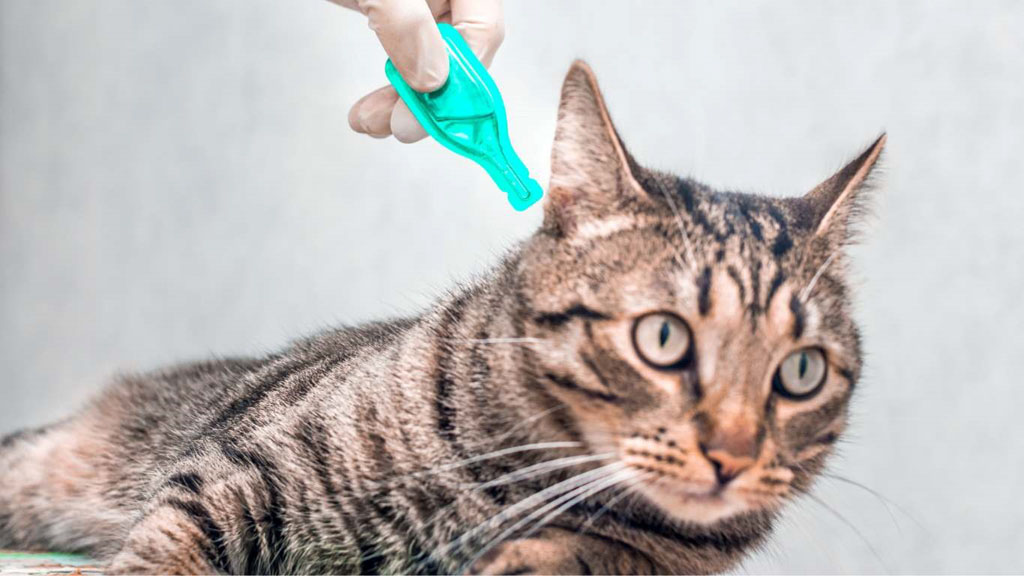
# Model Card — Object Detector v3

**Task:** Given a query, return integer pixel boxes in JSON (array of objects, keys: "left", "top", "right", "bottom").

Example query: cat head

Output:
[{"left": 516, "top": 61, "right": 884, "bottom": 526}]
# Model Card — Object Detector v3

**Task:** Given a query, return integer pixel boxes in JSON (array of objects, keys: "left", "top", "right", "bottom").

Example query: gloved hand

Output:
[{"left": 330, "top": 0, "right": 505, "bottom": 143}]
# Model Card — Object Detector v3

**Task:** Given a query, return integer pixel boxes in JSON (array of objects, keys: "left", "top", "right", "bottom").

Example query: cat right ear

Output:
[
  {"left": 544, "top": 61, "right": 649, "bottom": 236},
  {"left": 803, "top": 133, "right": 887, "bottom": 247}
]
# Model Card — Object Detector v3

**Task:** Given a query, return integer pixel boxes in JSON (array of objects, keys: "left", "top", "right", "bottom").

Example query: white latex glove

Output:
[{"left": 330, "top": 0, "right": 505, "bottom": 143}]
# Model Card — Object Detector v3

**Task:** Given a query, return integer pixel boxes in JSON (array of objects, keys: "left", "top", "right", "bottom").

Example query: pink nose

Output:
[
  {"left": 700, "top": 445, "right": 755, "bottom": 485},
  {"left": 693, "top": 411, "right": 761, "bottom": 484}
]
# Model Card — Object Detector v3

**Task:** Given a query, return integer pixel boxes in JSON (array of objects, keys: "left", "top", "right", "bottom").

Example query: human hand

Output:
[{"left": 330, "top": 0, "right": 505, "bottom": 142}]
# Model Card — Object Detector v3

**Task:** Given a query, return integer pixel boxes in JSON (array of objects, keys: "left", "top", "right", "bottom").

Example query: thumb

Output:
[
  {"left": 359, "top": 0, "right": 449, "bottom": 92},
  {"left": 450, "top": 0, "right": 504, "bottom": 67}
]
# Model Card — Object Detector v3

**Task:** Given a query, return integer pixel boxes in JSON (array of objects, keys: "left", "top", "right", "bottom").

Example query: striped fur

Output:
[{"left": 0, "top": 61, "right": 884, "bottom": 574}]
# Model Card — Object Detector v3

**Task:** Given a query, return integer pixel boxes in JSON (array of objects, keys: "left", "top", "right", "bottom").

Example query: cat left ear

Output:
[
  {"left": 544, "top": 60, "right": 649, "bottom": 235},
  {"left": 804, "top": 133, "right": 887, "bottom": 245}
]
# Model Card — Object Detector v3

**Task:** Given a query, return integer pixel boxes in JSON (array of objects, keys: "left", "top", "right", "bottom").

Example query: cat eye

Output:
[
  {"left": 774, "top": 348, "right": 828, "bottom": 399},
  {"left": 632, "top": 313, "right": 693, "bottom": 368}
]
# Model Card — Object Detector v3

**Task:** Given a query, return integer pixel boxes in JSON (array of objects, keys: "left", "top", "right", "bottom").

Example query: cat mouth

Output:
[
  {"left": 651, "top": 476, "right": 730, "bottom": 501},
  {"left": 629, "top": 470, "right": 779, "bottom": 525},
  {"left": 660, "top": 481, "right": 740, "bottom": 502}
]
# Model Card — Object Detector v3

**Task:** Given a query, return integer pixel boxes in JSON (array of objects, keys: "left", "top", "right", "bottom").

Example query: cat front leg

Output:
[
  {"left": 106, "top": 454, "right": 279, "bottom": 575},
  {"left": 467, "top": 528, "right": 658, "bottom": 575},
  {"left": 106, "top": 502, "right": 225, "bottom": 575}
]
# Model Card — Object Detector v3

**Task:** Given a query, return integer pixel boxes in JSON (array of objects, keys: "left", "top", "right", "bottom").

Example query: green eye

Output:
[
  {"left": 632, "top": 312, "right": 693, "bottom": 368},
  {"left": 774, "top": 348, "right": 827, "bottom": 399}
]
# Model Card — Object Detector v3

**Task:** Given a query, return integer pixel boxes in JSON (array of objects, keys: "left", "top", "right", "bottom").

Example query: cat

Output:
[{"left": 0, "top": 60, "right": 884, "bottom": 575}]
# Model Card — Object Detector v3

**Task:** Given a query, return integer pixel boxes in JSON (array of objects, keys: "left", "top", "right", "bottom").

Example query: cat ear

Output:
[
  {"left": 803, "top": 133, "right": 887, "bottom": 245},
  {"left": 544, "top": 60, "right": 648, "bottom": 235}
]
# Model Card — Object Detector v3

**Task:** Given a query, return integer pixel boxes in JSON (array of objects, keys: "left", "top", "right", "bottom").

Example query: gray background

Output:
[{"left": 2, "top": 0, "right": 1022, "bottom": 573}]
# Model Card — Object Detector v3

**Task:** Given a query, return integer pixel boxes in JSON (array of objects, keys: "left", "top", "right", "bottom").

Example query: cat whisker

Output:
[
  {"left": 461, "top": 405, "right": 569, "bottom": 453},
  {"left": 821, "top": 472, "right": 927, "bottom": 536},
  {"left": 370, "top": 441, "right": 584, "bottom": 487},
  {"left": 398, "top": 454, "right": 604, "bottom": 559},
  {"left": 432, "top": 441, "right": 583, "bottom": 473},
  {"left": 460, "top": 466, "right": 637, "bottom": 573},
  {"left": 520, "top": 467, "right": 638, "bottom": 541},
  {"left": 576, "top": 470, "right": 653, "bottom": 534},
  {"left": 423, "top": 462, "right": 627, "bottom": 571},
  {"left": 799, "top": 250, "right": 839, "bottom": 303},
  {"left": 656, "top": 185, "right": 699, "bottom": 275},
  {"left": 469, "top": 452, "right": 616, "bottom": 490},
  {"left": 786, "top": 513, "right": 845, "bottom": 571},
  {"left": 448, "top": 337, "right": 545, "bottom": 345},
  {"left": 400, "top": 450, "right": 613, "bottom": 563},
  {"left": 805, "top": 492, "right": 891, "bottom": 573},
  {"left": 373, "top": 432, "right": 589, "bottom": 556}
]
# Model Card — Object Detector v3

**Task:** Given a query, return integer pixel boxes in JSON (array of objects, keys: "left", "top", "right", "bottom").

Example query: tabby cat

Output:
[{"left": 0, "top": 61, "right": 885, "bottom": 574}]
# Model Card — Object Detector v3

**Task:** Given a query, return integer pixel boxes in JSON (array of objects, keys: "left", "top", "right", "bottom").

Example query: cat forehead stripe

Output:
[
  {"left": 569, "top": 214, "right": 686, "bottom": 245},
  {"left": 571, "top": 215, "right": 642, "bottom": 241}
]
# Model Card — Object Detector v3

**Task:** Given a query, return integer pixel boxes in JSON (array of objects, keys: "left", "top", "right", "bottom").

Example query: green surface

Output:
[
  {"left": 0, "top": 553, "right": 91, "bottom": 563},
  {"left": 0, "top": 551, "right": 102, "bottom": 575},
  {"left": 385, "top": 23, "right": 543, "bottom": 212}
]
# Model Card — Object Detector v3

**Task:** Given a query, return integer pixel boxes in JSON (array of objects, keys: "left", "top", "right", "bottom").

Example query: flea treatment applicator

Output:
[{"left": 385, "top": 23, "right": 543, "bottom": 211}]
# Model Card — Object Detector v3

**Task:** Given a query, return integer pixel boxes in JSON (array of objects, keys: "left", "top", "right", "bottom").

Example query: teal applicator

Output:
[{"left": 385, "top": 24, "right": 543, "bottom": 212}]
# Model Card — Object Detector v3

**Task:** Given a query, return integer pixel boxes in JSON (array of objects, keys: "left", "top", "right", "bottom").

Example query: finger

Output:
[
  {"left": 349, "top": 85, "right": 400, "bottom": 137},
  {"left": 450, "top": 0, "right": 504, "bottom": 66},
  {"left": 327, "top": 0, "right": 361, "bottom": 11},
  {"left": 424, "top": 0, "right": 451, "bottom": 19},
  {"left": 391, "top": 100, "right": 428, "bottom": 143},
  {"left": 358, "top": 0, "right": 450, "bottom": 92}
]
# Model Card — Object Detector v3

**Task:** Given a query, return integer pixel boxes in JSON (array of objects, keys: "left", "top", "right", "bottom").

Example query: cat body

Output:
[{"left": 0, "top": 61, "right": 884, "bottom": 574}]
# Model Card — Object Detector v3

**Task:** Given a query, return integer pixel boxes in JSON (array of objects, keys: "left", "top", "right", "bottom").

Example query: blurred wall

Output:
[{"left": 2, "top": 1, "right": 1022, "bottom": 572}]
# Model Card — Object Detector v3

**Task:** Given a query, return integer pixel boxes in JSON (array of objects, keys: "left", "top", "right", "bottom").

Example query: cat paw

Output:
[
  {"left": 106, "top": 546, "right": 214, "bottom": 575},
  {"left": 467, "top": 538, "right": 584, "bottom": 575}
]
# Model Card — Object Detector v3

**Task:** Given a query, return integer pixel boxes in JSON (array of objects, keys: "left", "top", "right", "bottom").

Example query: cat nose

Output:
[
  {"left": 692, "top": 410, "right": 762, "bottom": 485},
  {"left": 699, "top": 443, "right": 756, "bottom": 486}
]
